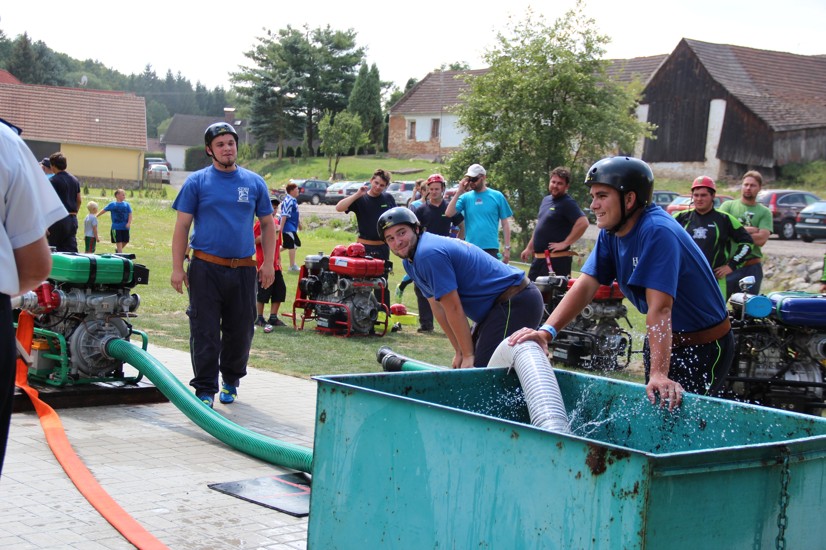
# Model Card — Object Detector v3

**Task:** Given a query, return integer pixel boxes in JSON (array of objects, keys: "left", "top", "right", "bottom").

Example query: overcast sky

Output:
[{"left": 2, "top": 0, "right": 824, "bottom": 91}]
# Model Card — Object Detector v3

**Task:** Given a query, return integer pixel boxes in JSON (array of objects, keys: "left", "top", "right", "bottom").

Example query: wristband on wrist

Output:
[{"left": 538, "top": 324, "right": 557, "bottom": 342}]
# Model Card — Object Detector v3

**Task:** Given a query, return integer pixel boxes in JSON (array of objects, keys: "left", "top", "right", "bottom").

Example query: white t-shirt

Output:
[{"left": 0, "top": 122, "right": 67, "bottom": 295}]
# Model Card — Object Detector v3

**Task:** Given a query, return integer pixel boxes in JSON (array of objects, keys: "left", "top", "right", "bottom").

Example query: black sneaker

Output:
[
  {"left": 417, "top": 326, "right": 434, "bottom": 333},
  {"left": 268, "top": 317, "right": 287, "bottom": 327}
]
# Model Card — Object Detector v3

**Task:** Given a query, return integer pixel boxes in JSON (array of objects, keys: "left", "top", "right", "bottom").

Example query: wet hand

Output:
[
  {"left": 507, "top": 327, "right": 549, "bottom": 354},
  {"left": 646, "top": 375, "right": 684, "bottom": 412}
]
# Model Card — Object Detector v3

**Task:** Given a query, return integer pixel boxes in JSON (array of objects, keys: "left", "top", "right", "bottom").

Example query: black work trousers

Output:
[{"left": 186, "top": 258, "right": 257, "bottom": 395}]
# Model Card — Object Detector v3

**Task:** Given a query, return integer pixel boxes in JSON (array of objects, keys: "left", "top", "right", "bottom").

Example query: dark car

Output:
[
  {"left": 653, "top": 190, "right": 679, "bottom": 209},
  {"left": 756, "top": 189, "right": 821, "bottom": 240},
  {"left": 794, "top": 200, "right": 826, "bottom": 243},
  {"left": 291, "top": 179, "right": 329, "bottom": 205}
]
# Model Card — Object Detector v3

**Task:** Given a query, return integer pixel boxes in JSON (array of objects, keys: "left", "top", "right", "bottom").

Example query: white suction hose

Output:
[{"left": 488, "top": 339, "right": 570, "bottom": 433}]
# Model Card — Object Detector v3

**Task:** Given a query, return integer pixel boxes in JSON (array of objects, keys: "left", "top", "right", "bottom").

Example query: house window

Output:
[
  {"left": 431, "top": 119, "right": 440, "bottom": 140},
  {"left": 407, "top": 120, "right": 416, "bottom": 140}
]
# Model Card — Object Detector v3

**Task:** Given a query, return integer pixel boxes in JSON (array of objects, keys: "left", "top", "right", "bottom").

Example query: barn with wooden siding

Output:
[{"left": 638, "top": 38, "right": 826, "bottom": 181}]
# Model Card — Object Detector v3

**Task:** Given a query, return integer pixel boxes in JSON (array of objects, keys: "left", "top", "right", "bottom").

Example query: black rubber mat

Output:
[{"left": 208, "top": 472, "right": 311, "bottom": 517}]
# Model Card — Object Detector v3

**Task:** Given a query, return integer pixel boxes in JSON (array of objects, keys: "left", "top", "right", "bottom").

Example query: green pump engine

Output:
[{"left": 12, "top": 252, "right": 149, "bottom": 385}]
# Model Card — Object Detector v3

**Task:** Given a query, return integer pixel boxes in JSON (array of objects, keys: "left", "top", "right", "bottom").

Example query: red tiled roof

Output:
[
  {"left": 390, "top": 69, "right": 487, "bottom": 115},
  {"left": 0, "top": 70, "right": 21, "bottom": 85},
  {"left": 684, "top": 39, "right": 826, "bottom": 131},
  {"left": 0, "top": 82, "right": 147, "bottom": 149},
  {"left": 390, "top": 56, "right": 665, "bottom": 116}
]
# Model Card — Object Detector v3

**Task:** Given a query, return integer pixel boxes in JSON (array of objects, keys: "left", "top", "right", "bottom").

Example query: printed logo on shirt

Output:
[
  {"left": 632, "top": 256, "right": 639, "bottom": 268},
  {"left": 237, "top": 187, "right": 250, "bottom": 203},
  {"left": 475, "top": 198, "right": 483, "bottom": 206},
  {"left": 692, "top": 226, "right": 709, "bottom": 240}
]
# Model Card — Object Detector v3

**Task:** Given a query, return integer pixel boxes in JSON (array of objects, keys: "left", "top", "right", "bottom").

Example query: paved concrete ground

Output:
[{"left": 0, "top": 345, "right": 317, "bottom": 549}]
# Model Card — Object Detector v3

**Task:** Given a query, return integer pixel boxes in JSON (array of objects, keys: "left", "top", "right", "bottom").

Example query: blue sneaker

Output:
[
  {"left": 197, "top": 393, "right": 214, "bottom": 408},
  {"left": 219, "top": 383, "right": 237, "bottom": 404}
]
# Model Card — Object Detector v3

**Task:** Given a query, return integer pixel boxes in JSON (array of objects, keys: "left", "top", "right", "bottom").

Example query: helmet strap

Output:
[
  {"left": 607, "top": 192, "right": 639, "bottom": 235},
  {"left": 206, "top": 144, "right": 236, "bottom": 170}
]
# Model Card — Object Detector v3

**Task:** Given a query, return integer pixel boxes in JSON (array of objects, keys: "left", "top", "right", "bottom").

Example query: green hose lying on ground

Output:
[{"left": 106, "top": 339, "right": 313, "bottom": 474}]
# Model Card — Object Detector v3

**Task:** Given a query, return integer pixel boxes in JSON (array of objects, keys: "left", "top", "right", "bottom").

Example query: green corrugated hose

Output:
[
  {"left": 106, "top": 339, "right": 313, "bottom": 473},
  {"left": 376, "top": 346, "right": 447, "bottom": 372}
]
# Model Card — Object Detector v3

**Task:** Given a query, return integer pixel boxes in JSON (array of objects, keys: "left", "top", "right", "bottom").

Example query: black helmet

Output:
[
  {"left": 585, "top": 156, "right": 654, "bottom": 206},
  {"left": 377, "top": 207, "right": 420, "bottom": 240},
  {"left": 585, "top": 157, "right": 654, "bottom": 233},
  {"left": 204, "top": 122, "right": 238, "bottom": 147}
]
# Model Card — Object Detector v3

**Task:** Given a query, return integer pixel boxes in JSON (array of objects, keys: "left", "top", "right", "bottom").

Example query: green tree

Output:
[
  {"left": 450, "top": 4, "right": 652, "bottom": 247},
  {"left": 347, "top": 63, "right": 384, "bottom": 152},
  {"left": 233, "top": 25, "right": 364, "bottom": 156},
  {"left": 6, "top": 33, "right": 69, "bottom": 85},
  {"left": 318, "top": 110, "right": 369, "bottom": 178}
]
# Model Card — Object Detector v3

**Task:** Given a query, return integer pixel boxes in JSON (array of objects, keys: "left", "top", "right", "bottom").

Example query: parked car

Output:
[
  {"left": 290, "top": 178, "right": 329, "bottom": 205},
  {"left": 323, "top": 181, "right": 366, "bottom": 205},
  {"left": 756, "top": 189, "right": 821, "bottom": 240},
  {"left": 146, "top": 163, "right": 170, "bottom": 183},
  {"left": 322, "top": 182, "right": 347, "bottom": 205},
  {"left": 387, "top": 181, "right": 417, "bottom": 205},
  {"left": 443, "top": 184, "right": 460, "bottom": 202},
  {"left": 794, "top": 200, "right": 826, "bottom": 243},
  {"left": 653, "top": 190, "right": 680, "bottom": 209},
  {"left": 144, "top": 157, "right": 171, "bottom": 171},
  {"left": 665, "top": 194, "right": 734, "bottom": 215}
]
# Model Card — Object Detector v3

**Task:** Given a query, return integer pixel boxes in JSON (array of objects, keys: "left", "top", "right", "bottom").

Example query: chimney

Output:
[{"left": 224, "top": 107, "right": 236, "bottom": 124}]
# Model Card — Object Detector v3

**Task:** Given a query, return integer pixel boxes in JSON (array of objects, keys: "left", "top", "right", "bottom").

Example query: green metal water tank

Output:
[{"left": 309, "top": 368, "right": 826, "bottom": 549}]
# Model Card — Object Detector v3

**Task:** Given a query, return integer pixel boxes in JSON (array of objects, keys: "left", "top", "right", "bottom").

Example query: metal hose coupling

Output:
[{"left": 488, "top": 339, "right": 570, "bottom": 433}]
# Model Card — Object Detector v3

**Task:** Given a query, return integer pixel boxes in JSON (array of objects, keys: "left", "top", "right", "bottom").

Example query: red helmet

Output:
[
  {"left": 426, "top": 173, "right": 446, "bottom": 185},
  {"left": 347, "top": 243, "right": 366, "bottom": 257},
  {"left": 330, "top": 245, "right": 348, "bottom": 257},
  {"left": 691, "top": 176, "right": 716, "bottom": 193},
  {"left": 390, "top": 303, "right": 408, "bottom": 315}
]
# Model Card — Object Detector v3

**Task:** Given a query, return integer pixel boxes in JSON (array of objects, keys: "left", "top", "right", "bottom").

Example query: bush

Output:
[{"left": 781, "top": 160, "right": 826, "bottom": 188}]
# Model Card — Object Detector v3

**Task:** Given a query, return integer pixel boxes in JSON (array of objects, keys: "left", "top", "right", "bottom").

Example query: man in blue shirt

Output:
[
  {"left": 511, "top": 157, "right": 733, "bottom": 411},
  {"left": 445, "top": 163, "right": 513, "bottom": 262},
  {"left": 380, "top": 207, "right": 543, "bottom": 368},
  {"left": 170, "top": 123, "right": 276, "bottom": 408}
]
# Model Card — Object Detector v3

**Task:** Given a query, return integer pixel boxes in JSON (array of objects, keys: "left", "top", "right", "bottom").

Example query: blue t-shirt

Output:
[
  {"left": 403, "top": 232, "right": 525, "bottom": 322},
  {"left": 454, "top": 188, "right": 513, "bottom": 250},
  {"left": 172, "top": 166, "right": 273, "bottom": 258},
  {"left": 103, "top": 201, "right": 132, "bottom": 230},
  {"left": 280, "top": 194, "right": 300, "bottom": 233},
  {"left": 581, "top": 205, "right": 726, "bottom": 332}
]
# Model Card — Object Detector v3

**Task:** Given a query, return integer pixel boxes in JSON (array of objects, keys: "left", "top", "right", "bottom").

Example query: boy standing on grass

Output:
[
  {"left": 84, "top": 201, "right": 100, "bottom": 253},
  {"left": 254, "top": 196, "right": 287, "bottom": 332},
  {"left": 98, "top": 188, "right": 133, "bottom": 253}
]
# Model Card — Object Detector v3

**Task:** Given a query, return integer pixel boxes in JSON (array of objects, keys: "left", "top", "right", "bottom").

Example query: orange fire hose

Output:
[{"left": 14, "top": 311, "right": 168, "bottom": 550}]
